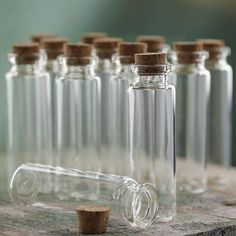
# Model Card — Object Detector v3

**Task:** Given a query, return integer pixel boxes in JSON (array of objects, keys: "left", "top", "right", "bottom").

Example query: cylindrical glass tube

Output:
[
  {"left": 6, "top": 45, "right": 53, "bottom": 186},
  {"left": 203, "top": 45, "right": 233, "bottom": 184},
  {"left": 55, "top": 63, "right": 100, "bottom": 171},
  {"left": 173, "top": 42, "right": 210, "bottom": 193},
  {"left": 129, "top": 53, "right": 176, "bottom": 222},
  {"left": 10, "top": 163, "right": 158, "bottom": 229}
]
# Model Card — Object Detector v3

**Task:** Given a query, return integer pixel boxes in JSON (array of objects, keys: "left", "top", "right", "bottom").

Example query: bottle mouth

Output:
[
  {"left": 9, "top": 164, "right": 39, "bottom": 209},
  {"left": 120, "top": 182, "right": 159, "bottom": 228},
  {"left": 132, "top": 64, "right": 171, "bottom": 75}
]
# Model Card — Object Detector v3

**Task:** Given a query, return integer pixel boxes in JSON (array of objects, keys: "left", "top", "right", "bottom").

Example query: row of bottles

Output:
[{"left": 6, "top": 33, "right": 233, "bottom": 227}]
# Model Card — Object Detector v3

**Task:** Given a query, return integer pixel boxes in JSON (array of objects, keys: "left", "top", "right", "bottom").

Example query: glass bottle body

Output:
[
  {"left": 110, "top": 65, "right": 133, "bottom": 176},
  {"left": 55, "top": 64, "right": 101, "bottom": 198},
  {"left": 10, "top": 163, "right": 158, "bottom": 229},
  {"left": 6, "top": 60, "right": 53, "bottom": 184},
  {"left": 95, "top": 59, "right": 114, "bottom": 172},
  {"left": 129, "top": 73, "right": 176, "bottom": 222},
  {"left": 174, "top": 61, "right": 210, "bottom": 193},
  {"left": 206, "top": 50, "right": 233, "bottom": 184}
]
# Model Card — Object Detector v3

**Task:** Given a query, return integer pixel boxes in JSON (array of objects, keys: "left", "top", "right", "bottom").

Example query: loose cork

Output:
[
  {"left": 173, "top": 41, "right": 204, "bottom": 64},
  {"left": 81, "top": 32, "right": 108, "bottom": 44},
  {"left": 118, "top": 42, "right": 147, "bottom": 64},
  {"left": 41, "top": 38, "right": 68, "bottom": 59},
  {"left": 197, "top": 39, "right": 225, "bottom": 60},
  {"left": 13, "top": 43, "right": 40, "bottom": 64},
  {"left": 76, "top": 205, "right": 110, "bottom": 235},
  {"left": 134, "top": 53, "right": 168, "bottom": 74},
  {"left": 94, "top": 37, "right": 123, "bottom": 59},
  {"left": 31, "top": 34, "right": 55, "bottom": 43},
  {"left": 137, "top": 35, "right": 165, "bottom": 52},
  {"left": 64, "top": 43, "right": 93, "bottom": 65}
]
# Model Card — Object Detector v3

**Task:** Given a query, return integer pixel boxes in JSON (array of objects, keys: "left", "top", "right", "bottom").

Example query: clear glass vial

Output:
[
  {"left": 94, "top": 38, "right": 123, "bottom": 172},
  {"left": 198, "top": 39, "right": 233, "bottom": 184},
  {"left": 55, "top": 43, "right": 100, "bottom": 172},
  {"left": 110, "top": 42, "right": 147, "bottom": 176},
  {"left": 129, "top": 53, "right": 176, "bottom": 222},
  {"left": 6, "top": 43, "right": 53, "bottom": 182},
  {"left": 10, "top": 163, "right": 158, "bottom": 229},
  {"left": 40, "top": 38, "right": 68, "bottom": 148},
  {"left": 173, "top": 42, "right": 210, "bottom": 193}
]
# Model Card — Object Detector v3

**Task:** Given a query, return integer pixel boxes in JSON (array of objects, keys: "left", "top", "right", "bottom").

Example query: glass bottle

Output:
[
  {"left": 110, "top": 42, "right": 147, "bottom": 176},
  {"left": 173, "top": 42, "right": 210, "bottom": 193},
  {"left": 137, "top": 35, "right": 170, "bottom": 54},
  {"left": 55, "top": 43, "right": 100, "bottom": 178},
  {"left": 129, "top": 53, "right": 176, "bottom": 222},
  {"left": 40, "top": 38, "right": 68, "bottom": 149},
  {"left": 198, "top": 39, "right": 233, "bottom": 185},
  {"left": 6, "top": 43, "right": 53, "bottom": 186},
  {"left": 10, "top": 163, "right": 158, "bottom": 229},
  {"left": 94, "top": 38, "right": 123, "bottom": 172}
]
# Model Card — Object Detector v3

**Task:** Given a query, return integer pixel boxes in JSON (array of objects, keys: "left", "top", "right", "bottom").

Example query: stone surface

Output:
[{"left": 1, "top": 154, "right": 236, "bottom": 235}]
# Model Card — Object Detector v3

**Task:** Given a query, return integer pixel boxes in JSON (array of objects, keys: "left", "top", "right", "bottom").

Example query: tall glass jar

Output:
[
  {"left": 198, "top": 39, "right": 233, "bottom": 185},
  {"left": 173, "top": 42, "right": 210, "bottom": 193},
  {"left": 6, "top": 43, "right": 53, "bottom": 185},
  {"left": 55, "top": 43, "right": 101, "bottom": 198},
  {"left": 110, "top": 42, "right": 147, "bottom": 176},
  {"left": 94, "top": 38, "right": 123, "bottom": 172},
  {"left": 129, "top": 53, "right": 176, "bottom": 222}
]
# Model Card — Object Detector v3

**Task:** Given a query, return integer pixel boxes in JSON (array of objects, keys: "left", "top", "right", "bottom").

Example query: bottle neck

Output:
[{"left": 112, "top": 181, "right": 158, "bottom": 228}]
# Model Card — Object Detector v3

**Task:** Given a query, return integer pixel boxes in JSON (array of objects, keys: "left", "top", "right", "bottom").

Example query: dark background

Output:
[{"left": 0, "top": 0, "right": 235, "bottom": 164}]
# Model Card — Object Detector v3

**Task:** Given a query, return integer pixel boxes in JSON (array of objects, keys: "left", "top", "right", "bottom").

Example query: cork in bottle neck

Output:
[
  {"left": 12, "top": 43, "right": 40, "bottom": 64},
  {"left": 137, "top": 35, "right": 165, "bottom": 52},
  {"left": 63, "top": 43, "right": 93, "bottom": 66},
  {"left": 134, "top": 52, "right": 170, "bottom": 75},
  {"left": 197, "top": 39, "right": 229, "bottom": 61},
  {"left": 81, "top": 32, "right": 108, "bottom": 44},
  {"left": 173, "top": 41, "right": 207, "bottom": 64},
  {"left": 31, "top": 34, "right": 55, "bottom": 43},
  {"left": 41, "top": 38, "right": 68, "bottom": 60},
  {"left": 94, "top": 37, "right": 123, "bottom": 59},
  {"left": 118, "top": 42, "right": 147, "bottom": 64}
]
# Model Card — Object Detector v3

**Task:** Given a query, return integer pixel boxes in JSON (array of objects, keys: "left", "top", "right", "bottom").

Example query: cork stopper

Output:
[
  {"left": 76, "top": 205, "right": 110, "bottom": 234},
  {"left": 197, "top": 39, "right": 225, "bottom": 60},
  {"left": 63, "top": 43, "right": 93, "bottom": 65},
  {"left": 81, "top": 32, "right": 108, "bottom": 44},
  {"left": 31, "top": 34, "right": 55, "bottom": 43},
  {"left": 118, "top": 42, "right": 147, "bottom": 64},
  {"left": 134, "top": 53, "right": 168, "bottom": 74},
  {"left": 13, "top": 43, "right": 40, "bottom": 64},
  {"left": 94, "top": 37, "right": 123, "bottom": 59},
  {"left": 173, "top": 41, "right": 204, "bottom": 64},
  {"left": 137, "top": 35, "right": 165, "bottom": 52},
  {"left": 41, "top": 38, "right": 68, "bottom": 59}
]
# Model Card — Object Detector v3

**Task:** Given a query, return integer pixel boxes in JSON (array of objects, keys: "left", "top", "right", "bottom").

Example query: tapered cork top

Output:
[
  {"left": 173, "top": 41, "right": 203, "bottom": 52},
  {"left": 81, "top": 32, "right": 108, "bottom": 44},
  {"left": 118, "top": 42, "right": 147, "bottom": 64},
  {"left": 64, "top": 43, "right": 93, "bottom": 65},
  {"left": 31, "top": 34, "right": 55, "bottom": 43},
  {"left": 134, "top": 53, "right": 169, "bottom": 74},
  {"left": 137, "top": 35, "right": 165, "bottom": 52},
  {"left": 76, "top": 205, "right": 110, "bottom": 234},
  {"left": 135, "top": 52, "right": 167, "bottom": 65},
  {"left": 197, "top": 39, "right": 225, "bottom": 50},
  {"left": 41, "top": 38, "right": 68, "bottom": 59},
  {"left": 13, "top": 43, "right": 40, "bottom": 64}
]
